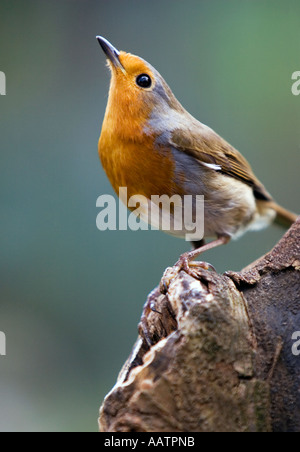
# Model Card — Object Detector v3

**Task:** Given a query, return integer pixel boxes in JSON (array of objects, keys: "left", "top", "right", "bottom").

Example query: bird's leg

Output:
[
  {"left": 177, "top": 235, "right": 230, "bottom": 276},
  {"left": 160, "top": 235, "right": 230, "bottom": 293}
]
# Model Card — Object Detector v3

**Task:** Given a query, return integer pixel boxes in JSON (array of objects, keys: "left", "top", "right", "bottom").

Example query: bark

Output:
[{"left": 99, "top": 219, "right": 300, "bottom": 432}]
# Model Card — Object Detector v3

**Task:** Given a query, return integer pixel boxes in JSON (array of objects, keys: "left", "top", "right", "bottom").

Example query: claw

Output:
[
  {"left": 177, "top": 253, "right": 216, "bottom": 275},
  {"left": 160, "top": 259, "right": 216, "bottom": 293},
  {"left": 160, "top": 236, "right": 229, "bottom": 293},
  {"left": 189, "top": 261, "right": 216, "bottom": 272}
]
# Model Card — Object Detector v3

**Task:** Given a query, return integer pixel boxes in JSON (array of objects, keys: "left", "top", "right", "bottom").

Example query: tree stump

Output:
[{"left": 99, "top": 219, "right": 300, "bottom": 432}]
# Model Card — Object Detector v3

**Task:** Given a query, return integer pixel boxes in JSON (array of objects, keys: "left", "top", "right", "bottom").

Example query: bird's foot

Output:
[
  {"left": 160, "top": 252, "right": 216, "bottom": 294},
  {"left": 160, "top": 236, "right": 230, "bottom": 294},
  {"left": 177, "top": 253, "right": 216, "bottom": 277}
]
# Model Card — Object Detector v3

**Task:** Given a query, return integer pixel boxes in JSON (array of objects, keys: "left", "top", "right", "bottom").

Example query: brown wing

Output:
[{"left": 170, "top": 127, "right": 273, "bottom": 201}]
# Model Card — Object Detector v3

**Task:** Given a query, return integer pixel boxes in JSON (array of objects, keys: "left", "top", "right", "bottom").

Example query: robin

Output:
[{"left": 96, "top": 36, "right": 298, "bottom": 278}]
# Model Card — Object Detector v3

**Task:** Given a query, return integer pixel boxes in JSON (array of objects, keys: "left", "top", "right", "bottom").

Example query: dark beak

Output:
[{"left": 96, "top": 36, "right": 125, "bottom": 71}]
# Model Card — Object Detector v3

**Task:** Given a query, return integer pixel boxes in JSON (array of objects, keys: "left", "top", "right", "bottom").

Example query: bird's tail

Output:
[{"left": 268, "top": 201, "right": 298, "bottom": 228}]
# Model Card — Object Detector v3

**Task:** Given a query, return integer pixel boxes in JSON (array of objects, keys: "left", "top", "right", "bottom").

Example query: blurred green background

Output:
[{"left": 0, "top": 0, "right": 299, "bottom": 432}]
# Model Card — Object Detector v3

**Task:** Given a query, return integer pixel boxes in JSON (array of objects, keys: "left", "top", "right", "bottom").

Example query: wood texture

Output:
[{"left": 99, "top": 219, "right": 300, "bottom": 432}]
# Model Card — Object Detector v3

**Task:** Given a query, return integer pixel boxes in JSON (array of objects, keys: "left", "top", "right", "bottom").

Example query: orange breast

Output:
[
  {"left": 99, "top": 130, "right": 178, "bottom": 201},
  {"left": 98, "top": 73, "right": 180, "bottom": 201}
]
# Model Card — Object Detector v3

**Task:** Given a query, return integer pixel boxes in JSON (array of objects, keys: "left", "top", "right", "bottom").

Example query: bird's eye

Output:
[{"left": 136, "top": 74, "right": 152, "bottom": 89}]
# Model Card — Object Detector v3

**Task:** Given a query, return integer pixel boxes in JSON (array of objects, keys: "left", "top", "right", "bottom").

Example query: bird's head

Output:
[{"left": 97, "top": 36, "right": 185, "bottom": 139}]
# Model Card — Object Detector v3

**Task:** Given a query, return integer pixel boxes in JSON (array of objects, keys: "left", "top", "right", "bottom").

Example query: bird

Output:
[{"left": 96, "top": 36, "right": 298, "bottom": 279}]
